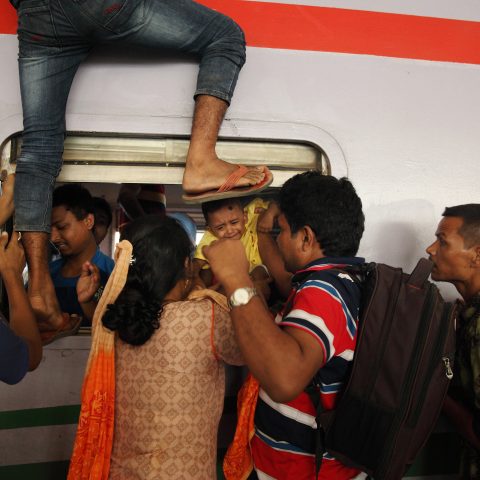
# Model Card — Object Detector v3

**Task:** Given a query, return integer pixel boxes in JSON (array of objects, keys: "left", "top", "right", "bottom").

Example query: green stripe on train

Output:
[
  {"left": 0, "top": 398, "right": 235, "bottom": 431},
  {"left": 0, "top": 405, "right": 80, "bottom": 430},
  {"left": 0, "top": 461, "right": 69, "bottom": 480}
]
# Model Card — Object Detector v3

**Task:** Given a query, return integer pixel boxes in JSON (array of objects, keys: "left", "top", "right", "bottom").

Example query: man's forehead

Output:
[
  {"left": 51, "top": 205, "right": 74, "bottom": 222},
  {"left": 437, "top": 216, "right": 464, "bottom": 236}
]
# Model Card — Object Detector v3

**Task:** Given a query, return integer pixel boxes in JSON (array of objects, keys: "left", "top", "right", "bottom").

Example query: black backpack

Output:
[{"left": 297, "top": 259, "right": 457, "bottom": 480}]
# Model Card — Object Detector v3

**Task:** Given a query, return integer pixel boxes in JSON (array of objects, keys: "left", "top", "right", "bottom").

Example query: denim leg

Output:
[
  {"left": 66, "top": 0, "right": 246, "bottom": 104},
  {"left": 14, "top": 0, "right": 90, "bottom": 232},
  {"left": 137, "top": 0, "right": 246, "bottom": 104}
]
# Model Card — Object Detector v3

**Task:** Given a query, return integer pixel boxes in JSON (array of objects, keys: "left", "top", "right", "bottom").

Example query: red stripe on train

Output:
[{"left": 2, "top": 0, "right": 480, "bottom": 65}]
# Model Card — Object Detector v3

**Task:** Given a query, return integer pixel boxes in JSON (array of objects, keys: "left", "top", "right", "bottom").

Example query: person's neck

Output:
[
  {"left": 455, "top": 278, "right": 480, "bottom": 303},
  {"left": 162, "top": 278, "right": 191, "bottom": 304},
  {"left": 61, "top": 242, "right": 98, "bottom": 277}
]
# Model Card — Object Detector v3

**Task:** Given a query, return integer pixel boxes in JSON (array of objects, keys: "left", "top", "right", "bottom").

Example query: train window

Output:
[{"left": 4, "top": 132, "right": 329, "bottom": 187}]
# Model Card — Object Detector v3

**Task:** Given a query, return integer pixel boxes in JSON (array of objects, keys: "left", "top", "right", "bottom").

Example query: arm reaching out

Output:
[
  {"left": 256, "top": 202, "right": 292, "bottom": 298},
  {"left": 0, "top": 231, "right": 42, "bottom": 370},
  {"left": 203, "top": 239, "right": 324, "bottom": 402}
]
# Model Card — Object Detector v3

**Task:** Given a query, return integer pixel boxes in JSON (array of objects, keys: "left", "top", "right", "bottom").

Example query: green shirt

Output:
[{"left": 454, "top": 294, "right": 480, "bottom": 479}]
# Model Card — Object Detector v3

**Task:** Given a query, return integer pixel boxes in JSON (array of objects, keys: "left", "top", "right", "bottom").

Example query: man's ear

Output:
[
  {"left": 301, "top": 225, "right": 316, "bottom": 250},
  {"left": 84, "top": 213, "right": 95, "bottom": 230}
]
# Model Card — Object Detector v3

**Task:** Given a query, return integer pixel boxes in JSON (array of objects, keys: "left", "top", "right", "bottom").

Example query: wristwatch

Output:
[{"left": 228, "top": 287, "right": 258, "bottom": 308}]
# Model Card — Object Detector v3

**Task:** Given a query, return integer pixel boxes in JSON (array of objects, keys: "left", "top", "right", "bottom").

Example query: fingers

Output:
[
  {"left": 80, "top": 261, "right": 91, "bottom": 276},
  {"left": 80, "top": 261, "right": 100, "bottom": 281},
  {"left": 8, "top": 232, "right": 26, "bottom": 263},
  {"left": 0, "top": 231, "right": 8, "bottom": 249}
]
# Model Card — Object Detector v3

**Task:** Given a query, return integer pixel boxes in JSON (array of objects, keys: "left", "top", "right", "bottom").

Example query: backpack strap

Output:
[{"left": 407, "top": 258, "right": 434, "bottom": 289}]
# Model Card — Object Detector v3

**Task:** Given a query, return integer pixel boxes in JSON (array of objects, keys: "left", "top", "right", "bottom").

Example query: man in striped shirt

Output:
[{"left": 204, "top": 172, "right": 365, "bottom": 479}]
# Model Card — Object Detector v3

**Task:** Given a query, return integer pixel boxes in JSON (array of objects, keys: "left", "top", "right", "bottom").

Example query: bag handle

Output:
[{"left": 407, "top": 258, "right": 434, "bottom": 289}]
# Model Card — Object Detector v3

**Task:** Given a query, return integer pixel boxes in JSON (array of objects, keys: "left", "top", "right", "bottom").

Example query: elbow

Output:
[
  {"left": 264, "top": 379, "right": 304, "bottom": 404},
  {"left": 27, "top": 344, "right": 43, "bottom": 371}
]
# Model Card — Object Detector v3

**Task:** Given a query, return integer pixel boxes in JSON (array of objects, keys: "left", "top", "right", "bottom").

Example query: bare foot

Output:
[
  {"left": 182, "top": 155, "right": 266, "bottom": 194},
  {"left": 28, "top": 288, "right": 66, "bottom": 332},
  {"left": 21, "top": 231, "right": 64, "bottom": 331}
]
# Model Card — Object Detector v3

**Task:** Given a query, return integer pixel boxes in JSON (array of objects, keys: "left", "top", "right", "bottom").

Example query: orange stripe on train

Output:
[{"left": 2, "top": 0, "right": 480, "bottom": 64}]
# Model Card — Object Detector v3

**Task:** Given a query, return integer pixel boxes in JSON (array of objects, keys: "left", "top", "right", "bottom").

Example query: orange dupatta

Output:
[
  {"left": 68, "top": 240, "right": 133, "bottom": 480},
  {"left": 223, "top": 373, "right": 259, "bottom": 480}
]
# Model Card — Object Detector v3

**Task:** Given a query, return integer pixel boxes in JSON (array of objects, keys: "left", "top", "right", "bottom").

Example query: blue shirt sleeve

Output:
[{"left": 0, "top": 316, "right": 29, "bottom": 385}]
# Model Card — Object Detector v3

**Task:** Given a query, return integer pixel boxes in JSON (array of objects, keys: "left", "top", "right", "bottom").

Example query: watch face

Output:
[{"left": 235, "top": 288, "right": 250, "bottom": 304}]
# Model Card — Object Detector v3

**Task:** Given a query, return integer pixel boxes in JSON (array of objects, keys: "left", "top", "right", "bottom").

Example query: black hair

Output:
[
  {"left": 279, "top": 171, "right": 364, "bottom": 257},
  {"left": 52, "top": 184, "right": 94, "bottom": 220},
  {"left": 92, "top": 197, "right": 113, "bottom": 228},
  {"left": 102, "top": 215, "right": 193, "bottom": 346},
  {"left": 442, "top": 204, "right": 480, "bottom": 248},
  {"left": 201, "top": 197, "right": 244, "bottom": 224}
]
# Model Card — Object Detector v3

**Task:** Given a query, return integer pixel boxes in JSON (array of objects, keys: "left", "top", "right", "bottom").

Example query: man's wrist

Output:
[
  {"left": 0, "top": 269, "right": 22, "bottom": 285},
  {"left": 222, "top": 274, "right": 254, "bottom": 296}
]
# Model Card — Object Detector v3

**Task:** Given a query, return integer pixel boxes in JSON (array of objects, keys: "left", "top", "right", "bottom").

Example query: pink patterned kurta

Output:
[{"left": 109, "top": 295, "right": 242, "bottom": 479}]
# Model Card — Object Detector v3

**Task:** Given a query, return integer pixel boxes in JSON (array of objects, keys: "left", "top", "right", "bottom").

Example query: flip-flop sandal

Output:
[
  {"left": 40, "top": 314, "right": 82, "bottom": 346},
  {"left": 182, "top": 165, "right": 273, "bottom": 204}
]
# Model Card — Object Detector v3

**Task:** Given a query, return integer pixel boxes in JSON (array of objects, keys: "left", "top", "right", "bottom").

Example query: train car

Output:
[{"left": 0, "top": 0, "right": 479, "bottom": 478}]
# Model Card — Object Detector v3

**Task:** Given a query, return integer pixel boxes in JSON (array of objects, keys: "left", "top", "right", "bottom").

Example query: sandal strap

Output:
[{"left": 217, "top": 165, "right": 250, "bottom": 193}]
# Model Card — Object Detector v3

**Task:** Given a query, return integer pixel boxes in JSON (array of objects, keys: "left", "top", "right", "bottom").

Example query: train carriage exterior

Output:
[{"left": 0, "top": 0, "right": 479, "bottom": 478}]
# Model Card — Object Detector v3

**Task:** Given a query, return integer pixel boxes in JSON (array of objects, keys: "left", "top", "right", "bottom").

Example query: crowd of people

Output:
[{"left": 1, "top": 0, "right": 479, "bottom": 479}]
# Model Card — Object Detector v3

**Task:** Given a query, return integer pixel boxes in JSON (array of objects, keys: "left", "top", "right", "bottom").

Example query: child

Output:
[{"left": 194, "top": 197, "right": 275, "bottom": 300}]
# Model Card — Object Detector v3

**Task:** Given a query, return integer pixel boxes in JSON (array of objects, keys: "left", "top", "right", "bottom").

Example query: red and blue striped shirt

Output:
[{"left": 252, "top": 257, "right": 364, "bottom": 480}]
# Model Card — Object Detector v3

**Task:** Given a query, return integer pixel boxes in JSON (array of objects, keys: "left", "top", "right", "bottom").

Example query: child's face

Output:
[{"left": 208, "top": 204, "right": 247, "bottom": 240}]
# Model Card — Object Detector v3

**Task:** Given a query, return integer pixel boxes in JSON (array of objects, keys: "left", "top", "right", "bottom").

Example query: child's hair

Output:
[
  {"left": 201, "top": 198, "right": 244, "bottom": 224},
  {"left": 52, "top": 183, "right": 94, "bottom": 220},
  {"left": 102, "top": 215, "right": 193, "bottom": 346}
]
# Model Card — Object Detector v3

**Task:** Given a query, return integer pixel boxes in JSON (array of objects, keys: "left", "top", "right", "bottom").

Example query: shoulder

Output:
[
  {"left": 292, "top": 268, "right": 361, "bottom": 320},
  {"left": 49, "top": 258, "right": 63, "bottom": 275},
  {"left": 92, "top": 250, "right": 115, "bottom": 272},
  {"left": 246, "top": 197, "right": 269, "bottom": 212},
  {"left": 194, "top": 231, "right": 216, "bottom": 261}
]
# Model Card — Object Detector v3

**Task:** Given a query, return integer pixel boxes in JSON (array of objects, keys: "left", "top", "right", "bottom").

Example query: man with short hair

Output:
[
  {"left": 43, "top": 184, "right": 114, "bottom": 343},
  {"left": 426, "top": 204, "right": 480, "bottom": 477},
  {"left": 204, "top": 172, "right": 366, "bottom": 479}
]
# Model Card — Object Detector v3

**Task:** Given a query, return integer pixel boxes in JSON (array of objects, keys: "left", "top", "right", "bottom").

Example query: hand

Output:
[
  {"left": 257, "top": 202, "right": 280, "bottom": 233},
  {"left": 202, "top": 239, "right": 251, "bottom": 289},
  {"left": 0, "top": 231, "right": 26, "bottom": 277},
  {"left": 77, "top": 261, "right": 101, "bottom": 304},
  {"left": 250, "top": 265, "right": 272, "bottom": 302}
]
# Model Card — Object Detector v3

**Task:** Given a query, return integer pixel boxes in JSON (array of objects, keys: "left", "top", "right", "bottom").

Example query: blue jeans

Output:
[{"left": 12, "top": 0, "right": 246, "bottom": 232}]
